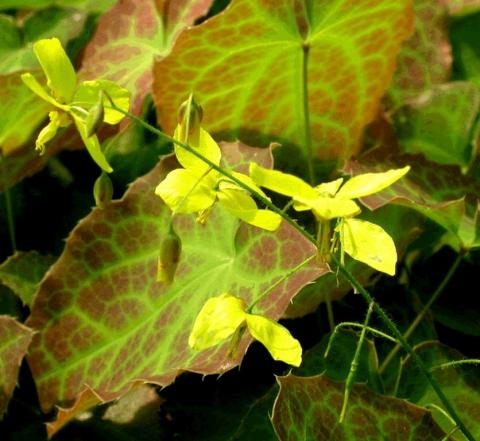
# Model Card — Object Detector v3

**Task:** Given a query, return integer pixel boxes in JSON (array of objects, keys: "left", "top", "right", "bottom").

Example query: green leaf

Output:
[
  {"left": 447, "top": 0, "right": 480, "bottom": 15},
  {"left": 394, "top": 82, "right": 480, "bottom": 169},
  {"left": 80, "top": 0, "right": 214, "bottom": 114},
  {"left": 0, "top": 315, "right": 34, "bottom": 418},
  {"left": 33, "top": 38, "right": 77, "bottom": 103},
  {"left": 336, "top": 166, "right": 410, "bottom": 200},
  {"left": 153, "top": 0, "right": 414, "bottom": 160},
  {"left": 245, "top": 315, "right": 302, "bottom": 367},
  {"left": 272, "top": 374, "right": 447, "bottom": 440},
  {"left": 387, "top": 0, "right": 451, "bottom": 107},
  {"left": 340, "top": 218, "right": 397, "bottom": 276},
  {"left": 0, "top": 0, "right": 115, "bottom": 12},
  {"left": 189, "top": 294, "right": 247, "bottom": 351},
  {"left": 0, "top": 251, "right": 55, "bottom": 307},
  {"left": 26, "top": 145, "right": 326, "bottom": 412},
  {"left": 398, "top": 342, "right": 480, "bottom": 440}
]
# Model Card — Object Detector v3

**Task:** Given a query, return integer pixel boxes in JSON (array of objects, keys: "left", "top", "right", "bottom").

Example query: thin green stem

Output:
[
  {"left": 430, "top": 359, "right": 480, "bottom": 372},
  {"left": 301, "top": 42, "right": 315, "bottom": 184},
  {"left": 111, "top": 103, "right": 475, "bottom": 441},
  {"left": 325, "top": 292, "right": 335, "bottom": 331},
  {"left": 339, "top": 302, "right": 374, "bottom": 423},
  {"left": 324, "top": 323, "right": 397, "bottom": 357},
  {"left": 333, "top": 255, "right": 476, "bottom": 441},
  {"left": 379, "top": 253, "right": 464, "bottom": 374},
  {"left": 1, "top": 154, "right": 17, "bottom": 253}
]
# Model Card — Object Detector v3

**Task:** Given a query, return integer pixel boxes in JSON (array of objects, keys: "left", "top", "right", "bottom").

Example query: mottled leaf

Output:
[
  {"left": 395, "top": 82, "right": 480, "bottom": 169},
  {"left": 80, "top": 0, "right": 213, "bottom": 114},
  {"left": 153, "top": 0, "right": 414, "bottom": 160},
  {"left": 0, "top": 8, "right": 87, "bottom": 75},
  {"left": 344, "top": 149, "right": 480, "bottom": 250},
  {"left": 272, "top": 374, "right": 447, "bottom": 440},
  {"left": 0, "top": 0, "right": 115, "bottom": 12},
  {"left": 0, "top": 251, "right": 55, "bottom": 307},
  {"left": 0, "top": 71, "right": 50, "bottom": 156},
  {"left": 446, "top": 0, "right": 480, "bottom": 15},
  {"left": 0, "top": 315, "right": 34, "bottom": 418},
  {"left": 398, "top": 342, "right": 480, "bottom": 440},
  {"left": 388, "top": 0, "right": 451, "bottom": 107},
  {"left": 285, "top": 205, "right": 422, "bottom": 318},
  {"left": 26, "top": 144, "right": 325, "bottom": 412}
]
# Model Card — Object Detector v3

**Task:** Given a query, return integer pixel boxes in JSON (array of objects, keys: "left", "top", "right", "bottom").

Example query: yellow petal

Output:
[
  {"left": 336, "top": 166, "right": 410, "bottom": 200},
  {"left": 315, "top": 178, "right": 344, "bottom": 196},
  {"left": 74, "top": 79, "right": 130, "bottom": 124},
  {"left": 72, "top": 115, "right": 113, "bottom": 173},
  {"left": 249, "top": 162, "right": 318, "bottom": 200},
  {"left": 33, "top": 38, "right": 77, "bottom": 103},
  {"left": 189, "top": 294, "right": 247, "bottom": 351},
  {"left": 34, "top": 111, "right": 71, "bottom": 154},
  {"left": 339, "top": 218, "right": 397, "bottom": 275},
  {"left": 245, "top": 314, "right": 302, "bottom": 367},
  {"left": 21, "top": 72, "right": 67, "bottom": 109},
  {"left": 174, "top": 126, "right": 221, "bottom": 171},
  {"left": 294, "top": 197, "right": 361, "bottom": 220},
  {"left": 155, "top": 168, "right": 217, "bottom": 213},
  {"left": 218, "top": 188, "right": 281, "bottom": 231}
]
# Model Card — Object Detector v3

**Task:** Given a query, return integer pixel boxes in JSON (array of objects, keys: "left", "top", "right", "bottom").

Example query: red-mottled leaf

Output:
[
  {"left": 272, "top": 374, "right": 446, "bottom": 440},
  {"left": 446, "top": 0, "right": 480, "bottom": 15},
  {"left": 388, "top": 0, "right": 452, "bottom": 107},
  {"left": 0, "top": 315, "right": 34, "bottom": 418},
  {"left": 0, "top": 251, "right": 55, "bottom": 308},
  {"left": 26, "top": 143, "right": 325, "bottom": 412},
  {"left": 344, "top": 150, "right": 480, "bottom": 250},
  {"left": 398, "top": 342, "right": 480, "bottom": 440},
  {"left": 395, "top": 82, "right": 480, "bottom": 169},
  {"left": 80, "top": 0, "right": 213, "bottom": 114},
  {"left": 153, "top": 0, "right": 414, "bottom": 160}
]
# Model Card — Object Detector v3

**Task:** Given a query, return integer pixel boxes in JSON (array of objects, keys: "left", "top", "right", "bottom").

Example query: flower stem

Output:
[{"left": 379, "top": 253, "right": 464, "bottom": 374}]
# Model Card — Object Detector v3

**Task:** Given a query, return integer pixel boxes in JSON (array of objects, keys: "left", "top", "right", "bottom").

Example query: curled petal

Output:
[
  {"left": 294, "top": 197, "right": 360, "bottom": 220},
  {"left": 21, "top": 73, "right": 66, "bottom": 109},
  {"left": 35, "top": 111, "right": 71, "bottom": 154},
  {"left": 33, "top": 38, "right": 77, "bottom": 103}
]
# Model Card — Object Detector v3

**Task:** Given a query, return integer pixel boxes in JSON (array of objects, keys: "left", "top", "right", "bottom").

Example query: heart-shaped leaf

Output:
[
  {"left": 153, "top": 0, "right": 414, "bottom": 160},
  {"left": 0, "top": 315, "right": 34, "bottom": 418},
  {"left": 272, "top": 374, "right": 447, "bottom": 440},
  {"left": 26, "top": 143, "right": 325, "bottom": 412},
  {"left": 80, "top": 0, "right": 214, "bottom": 114}
]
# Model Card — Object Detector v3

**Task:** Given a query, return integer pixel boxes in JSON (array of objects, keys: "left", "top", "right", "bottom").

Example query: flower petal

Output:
[
  {"left": 249, "top": 162, "right": 318, "bottom": 200},
  {"left": 189, "top": 294, "right": 247, "bottom": 351},
  {"left": 294, "top": 197, "right": 360, "bottom": 220},
  {"left": 336, "top": 166, "right": 410, "bottom": 200},
  {"left": 35, "top": 111, "right": 71, "bottom": 154},
  {"left": 33, "top": 38, "right": 77, "bottom": 103},
  {"left": 315, "top": 178, "right": 344, "bottom": 196},
  {"left": 246, "top": 314, "right": 302, "bottom": 367},
  {"left": 72, "top": 115, "right": 113, "bottom": 173},
  {"left": 339, "top": 218, "right": 397, "bottom": 275},
  {"left": 174, "top": 126, "right": 221, "bottom": 171},
  {"left": 155, "top": 168, "right": 217, "bottom": 213},
  {"left": 21, "top": 73, "right": 66, "bottom": 109},
  {"left": 74, "top": 79, "right": 130, "bottom": 124},
  {"left": 218, "top": 188, "right": 281, "bottom": 231}
]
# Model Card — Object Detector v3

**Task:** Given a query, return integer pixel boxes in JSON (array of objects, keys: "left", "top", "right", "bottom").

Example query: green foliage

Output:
[{"left": 1, "top": 0, "right": 480, "bottom": 440}]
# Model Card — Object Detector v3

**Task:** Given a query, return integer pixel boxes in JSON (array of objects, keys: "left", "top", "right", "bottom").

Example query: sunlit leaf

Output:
[
  {"left": 272, "top": 374, "right": 447, "bottom": 440},
  {"left": 154, "top": 0, "right": 414, "bottom": 160},
  {"left": 0, "top": 316, "right": 34, "bottom": 418},
  {"left": 80, "top": 0, "right": 214, "bottom": 114},
  {"left": 26, "top": 145, "right": 325, "bottom": 412},
  {"left": 0, "top": 251, "right": 55, "bottom": 307}
]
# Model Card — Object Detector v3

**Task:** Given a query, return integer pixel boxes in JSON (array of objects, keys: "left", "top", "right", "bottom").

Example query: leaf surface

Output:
[
  {"left": 272, "top": 374, "right": 447, "bottom": 440},
  {"left": 0, "top": 251, "right": 55, "bottom": 307},
  {"left": 153, "top": 0, "right": 414, "bottom": 159},
  {"left": 80, "top": 0, "right": 213, "bottom": 114},
  {"left": 398, "top": 342, "right": 480, "bottom": 440},
  {"left": 26, "top": 144, "right": 325, "bottom": 412},
  {"left": 0, "top": 315, "right": 34, "bottom": 418}
]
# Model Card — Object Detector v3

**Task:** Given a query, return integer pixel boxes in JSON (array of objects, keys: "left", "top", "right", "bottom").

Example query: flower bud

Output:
[
  {"left": 177, "top": 94, "right": 203, "bottom": 147},
  {"left": 93, "top": 172, "right": 113, "bottom": 209},
  {"left": 85, "top": 91, "right": 105, "bottom": 138},
  {"left": 157, "top": 229, "right": 182, "bottom": 284}
]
